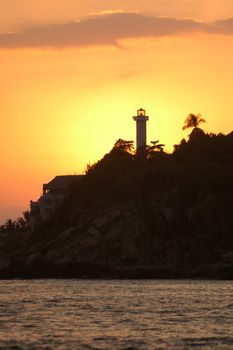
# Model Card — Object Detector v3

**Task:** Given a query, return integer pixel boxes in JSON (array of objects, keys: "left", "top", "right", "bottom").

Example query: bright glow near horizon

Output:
[{"left": 0, "top": 0, "right": 233, "bottom": 223}]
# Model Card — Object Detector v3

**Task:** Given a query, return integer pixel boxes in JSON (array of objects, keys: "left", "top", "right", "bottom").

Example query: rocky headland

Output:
[{"left": 0, "top": 132, "right": 233, "bottom": 279}]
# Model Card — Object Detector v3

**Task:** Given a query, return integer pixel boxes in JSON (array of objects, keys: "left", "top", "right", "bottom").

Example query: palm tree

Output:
[
  {"left": 147, "top": 140, "right": 165, "bottom": 158},
  {"left": 150, "top": 140, "right": 165, "bottom": 152},
  {"left": 182, "top": 113, "right": 206, "bottom": 131}
]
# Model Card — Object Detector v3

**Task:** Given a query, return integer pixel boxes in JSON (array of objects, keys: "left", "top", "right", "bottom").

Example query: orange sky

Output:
[{"left": 0, "top": 0, "right": 233, "bottom": 223}]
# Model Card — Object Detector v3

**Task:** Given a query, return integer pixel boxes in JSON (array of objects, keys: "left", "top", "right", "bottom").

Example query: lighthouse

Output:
[{"left": 133, "top": 108, "right": 149, "bottom": 151}]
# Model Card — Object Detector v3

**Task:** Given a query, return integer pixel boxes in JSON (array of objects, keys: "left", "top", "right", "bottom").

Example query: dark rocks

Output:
[
  {"left": 0, "top": 196, "right": 232, "bottom": 279},
  {"left": 190, "top": 262, "right": 233, "bottom": 280}
]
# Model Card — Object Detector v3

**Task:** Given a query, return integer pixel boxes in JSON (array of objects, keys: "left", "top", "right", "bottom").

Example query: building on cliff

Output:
[{"left": 30, "top": 175, "right": 83, "bottom": 230}]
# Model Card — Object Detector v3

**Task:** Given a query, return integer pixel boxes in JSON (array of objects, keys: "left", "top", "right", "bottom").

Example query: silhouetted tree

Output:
[
  {"left": 0, "top": 219, "right": 16, "bottom": 233},
  {"left": 173, "top": 138, "right": 187, "bottom": 152},
  {"left": 16, "top": 211, "right": 30, "bottom": 231},
  {"left": 84, "top": 139, "right": 135, "bottom": 178},
  {"left": 147, "top": 140, "right": 165, "bottom": 158},
  {"left": 0, "top": 210, "right": 30, "bottom": 234},
  {"left": 113, "top": 139, "right": 134, "bottom": 154},
  {"left": 182, "top": 113, "right": 206, "bottom": 132},
  {"left": 85, "top": 161, "right": 96, "bottom": 174}
]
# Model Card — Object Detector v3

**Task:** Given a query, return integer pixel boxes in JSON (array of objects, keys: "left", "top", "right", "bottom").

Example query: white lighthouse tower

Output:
[{"left": 133, "top": 108, "right": 149, "bottom": 151}]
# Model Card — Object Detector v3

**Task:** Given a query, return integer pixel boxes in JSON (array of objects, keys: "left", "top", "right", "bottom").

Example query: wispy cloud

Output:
[
  {"left": 89, "top": 9, "right": 139, "bottom": 16},
  {"left": 0, "top": 12, "right": 232, "bottom": 49},
  {"left": 212, "top": 18, "right": 233, "bottom": 34}
]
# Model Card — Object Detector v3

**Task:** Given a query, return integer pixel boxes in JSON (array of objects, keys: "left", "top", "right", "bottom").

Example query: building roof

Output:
[{"left": 43, "top": 175, "right": 84, "bottom": 191}]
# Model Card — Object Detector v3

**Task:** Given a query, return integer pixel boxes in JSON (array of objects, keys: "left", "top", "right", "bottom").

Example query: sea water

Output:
[{"left": 0, "top": 280, "right": 232, "bottom": 349}]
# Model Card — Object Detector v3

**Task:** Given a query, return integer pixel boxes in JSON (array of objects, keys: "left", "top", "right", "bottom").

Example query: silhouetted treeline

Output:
[
  {"left": 35, "top": 129, "right": 233, "bottom": 244},
  {"left": 0, "top": 124, "right": 233, "bottom": 279},
  {"left": 0, "top": 211, "right": 30, "bottom": 234},
  {"left": 2, "top": 129, "right": 233, "bottom": 238}
]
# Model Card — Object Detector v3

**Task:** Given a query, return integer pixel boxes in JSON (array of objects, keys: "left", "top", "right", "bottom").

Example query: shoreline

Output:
[{"left": 1, "top": 263, "right": 232, "bottom": 280}]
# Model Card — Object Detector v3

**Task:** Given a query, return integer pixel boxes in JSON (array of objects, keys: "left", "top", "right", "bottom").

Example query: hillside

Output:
[{"left": 0, "top": 131, "right": 233, "bottom": 279}]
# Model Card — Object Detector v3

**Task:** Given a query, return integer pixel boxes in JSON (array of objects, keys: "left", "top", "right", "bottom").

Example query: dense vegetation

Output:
[{"left": 0, "top": 114, "right": 233, "bottom": 278}]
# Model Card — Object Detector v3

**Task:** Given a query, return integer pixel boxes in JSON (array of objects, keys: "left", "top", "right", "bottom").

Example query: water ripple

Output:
[{"left": 0, "top": 280, "right": 232, "bottom": 349}]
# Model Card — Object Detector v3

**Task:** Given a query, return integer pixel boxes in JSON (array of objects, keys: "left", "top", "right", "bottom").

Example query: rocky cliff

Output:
[
  {"left": 0, "top": 133, "right": 233, "bottom": 279},
  {"left": 0, "top": 193, "right": 232, "bottom": 279}
]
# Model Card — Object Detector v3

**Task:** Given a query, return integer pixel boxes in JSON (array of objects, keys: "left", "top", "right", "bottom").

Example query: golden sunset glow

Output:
[{"left": 1, "top": 0, "right": 233, "bottom": 222}]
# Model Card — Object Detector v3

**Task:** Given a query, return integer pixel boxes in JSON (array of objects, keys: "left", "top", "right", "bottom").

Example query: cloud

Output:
[
  {"left": 212, "top": 18, "right": 233, "bottom": 34},
  {"left": 0, "top": 12, "right": 232, "bottom": 49},
  {"left": 89, "top": 9, "right": 139, "bottom": 16}
]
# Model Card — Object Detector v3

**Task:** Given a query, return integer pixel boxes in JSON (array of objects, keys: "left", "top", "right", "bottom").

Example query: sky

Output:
[{"left": 0, "top": 0, "right": 233, "bottom": 223}]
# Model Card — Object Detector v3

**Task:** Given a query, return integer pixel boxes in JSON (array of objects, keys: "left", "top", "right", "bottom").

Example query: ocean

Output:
[{"left": 0, "top": 280, "right": 232, "bottom": 349}]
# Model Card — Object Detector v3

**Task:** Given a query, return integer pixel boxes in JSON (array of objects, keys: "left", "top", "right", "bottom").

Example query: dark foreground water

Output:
[{"left": 0, "top": 280, "right": 232, "bottom": 350}]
